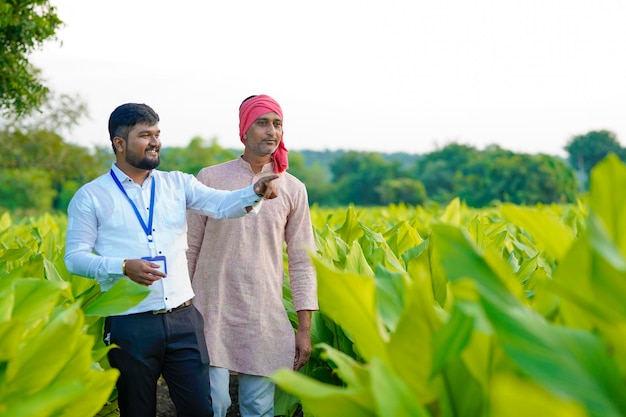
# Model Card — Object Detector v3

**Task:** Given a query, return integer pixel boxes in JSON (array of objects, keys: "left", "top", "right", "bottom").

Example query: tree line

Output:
[{"left": 1, "top": 121, "right": 622, "bottom": 214}]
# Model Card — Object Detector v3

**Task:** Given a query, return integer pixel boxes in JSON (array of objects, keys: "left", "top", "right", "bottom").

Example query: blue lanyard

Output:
[{"left": 110, "top": 170, "right": 156, "bottom": 247}]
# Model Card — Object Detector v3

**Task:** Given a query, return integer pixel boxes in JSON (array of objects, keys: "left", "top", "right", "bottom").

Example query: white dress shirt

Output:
[{"left": 65, "top": 163, "right": 262, "bottom": 315}]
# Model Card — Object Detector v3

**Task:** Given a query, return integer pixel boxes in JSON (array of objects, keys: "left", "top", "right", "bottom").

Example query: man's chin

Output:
[{"left": 139, "top": 158, "right": 160, "bottom": 170}]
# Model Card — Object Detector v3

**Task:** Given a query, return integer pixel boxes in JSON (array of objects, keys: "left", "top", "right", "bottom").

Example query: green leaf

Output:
[
  {"left": 369, "top": 357, "right": 430, "bottom": 417},
  {"left": 272, "top": 369, "right": 376, "bottom": 417},
  {"left": 372, "top": 265, "right": 404, "bottom": 332},
  {"left": 317, "top": 344, "right": 369, "bottom": 388},
  {"left": 490, "top": 374, "right": 588, "bottom": 417},
  {"left": 430, "top": 306, "right": 474, "bottom": 377},
  {"left": 6, "top": 304, "right": 84, "bottom": 396},
  {"left": 336, "top": 207, "right": 364, "bottom": 245},
  {"left": 12, "top": 278, "right": 66, "bottom": 330},
  {"left": 82, "top": 278, "right": 150, "bottom": 316},
  {"left": 345, "top": 240, "right": 374, "bottom": 276},
  {"left": 589, "top": 154, "right": 626, "bottom": 256},
  {"left": 313, "top": 258, "right": 388, "bottom": 363},
  {"left": 387, "top": 272, "right": 440, "bottom": 403},
  {"left": 500, "top": 204, "right": 575, "bottom": 262},
  {"left": 433, "top": 224, "right": 626, "bottom": 417}
]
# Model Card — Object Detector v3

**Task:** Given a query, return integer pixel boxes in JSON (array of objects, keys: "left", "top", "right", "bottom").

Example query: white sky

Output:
[{"left": 31, "top": 0, "right": 626, "bottom": 158}]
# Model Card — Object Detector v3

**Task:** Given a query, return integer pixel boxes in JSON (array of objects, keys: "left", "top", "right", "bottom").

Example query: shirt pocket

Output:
[{"left": 159, "top": 194, "right": 186, "bottom": 231}]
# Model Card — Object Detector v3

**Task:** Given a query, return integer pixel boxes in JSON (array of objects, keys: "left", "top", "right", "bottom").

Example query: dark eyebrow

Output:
[{"left": 137, "top": 128, "right": 160, "bottom": 135}]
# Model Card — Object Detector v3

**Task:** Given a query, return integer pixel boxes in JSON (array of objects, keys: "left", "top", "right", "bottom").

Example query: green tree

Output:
[
  {"left": 564, "top": 130, "right": 623, "bottom": 188},
  {"left": 414, "top": 144, "right": 480, "bottom": 203},
  {"left": 0, "top": 168, "right": 55, "bottom": 212},
  {"left": 159, "top": 137, "right": 237, "bottom": 174},
  {"left": 330, "top": 151, "right": 401, "bottom": 206},
  {"left": 0, "top": 0, "right": 63, "bottom": 116},
  {"left": 414, "top": 143, "right": 577, "bottom": 207},
  {"left": 287, "top": 151, "right": 332, "bottom": 205},
  {"left": 0, "top": 128, "right": 109, "bottom": 212},
  {"left": 478, "top": 152, "right": 577, "bottom": 206},
  {"left": 375, "top": 177, "right": 427, "bottom": 205}
]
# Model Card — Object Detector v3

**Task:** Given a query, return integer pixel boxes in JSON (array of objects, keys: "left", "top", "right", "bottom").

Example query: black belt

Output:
[{"left": 152, "top": 300, "right": 192, "bottom": 314}]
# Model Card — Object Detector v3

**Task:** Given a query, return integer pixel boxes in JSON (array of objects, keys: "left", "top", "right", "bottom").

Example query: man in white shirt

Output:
[{"left": 64, "top": 103, "right": 278, "bottom": 417}]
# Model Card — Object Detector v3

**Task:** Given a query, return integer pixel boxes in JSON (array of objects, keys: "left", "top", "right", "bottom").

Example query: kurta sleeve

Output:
[{"left": 285, "top": 184, "right": 319, "bottom": 312}]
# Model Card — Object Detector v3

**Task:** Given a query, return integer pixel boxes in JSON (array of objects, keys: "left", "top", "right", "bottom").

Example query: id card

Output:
[{"left": 142, "top": 255, "right": 167, "bottom": 274}]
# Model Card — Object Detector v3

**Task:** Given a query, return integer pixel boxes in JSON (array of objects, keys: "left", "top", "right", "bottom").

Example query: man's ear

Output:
[{"left": 113, "top": 136, "right": 125, "bottom": 153}]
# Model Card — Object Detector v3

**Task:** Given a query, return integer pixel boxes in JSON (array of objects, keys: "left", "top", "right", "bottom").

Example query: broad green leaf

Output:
[
  {"left": 316, "top": 225, "right": 349, "bottom": 267},
  {"left": 372, "top": 265, "right": 404, "bottom": 332},
  {"left": 437, "top": 354, "right": 486, "bottom": 417},
  {"left": 57, "top": 368, "right": 119, "bottom": 417},
  {"left": 500, "top": 203, "right": 575, "bottom": 262},
  {"left": 586, "top": 214, "right": 626, "bottom": 321},
  {"left": 345, "top": 240, "right": 374, "bottom": 276},
  {"left": 551, "top": 234, "right": 599, "bottom": 327},
  {"left": 387, "top": 273, "right": 441, "bottom": 402},
  {"left": 554, "top": 224, "right": 626, "bottom": 326},
  {"left": 369, "top": 357, "right": 430, "bottom": 417},
  {"left": 440, "top": 197, "right": 461, "bottom": 226},
  {"left": 336, "top": 206, "right": 364, "bottom": 245},
  {"left": 0, "top": 281, "right": 16, "bottom": 322},
  {"left": 430, "top": 306, "right": 474, "bottom": 377},
  {"left": 43, "top": 257, "right": 65, "bottom": 283},
  {"left": 313, "top": 258, "right": 388, "bottom": 363},
  {"left": 12, "top": 278, "right": 65, "bottom": 330},
  {"left": 490, "top": 374, "right": 588, "bottom": 417},
  {"left": 0, "top": 320, "right": 26, "bottom": 361},
  {"left": 0, "top": 247, "right": 31, "bottom": 263},
  {"left": 427, "top": 237, "right": 449, "bottom": 307},
  {"left": 6, "top": 304, "right": 84, "bottom": 395},
  {"left": 318, "top": 344, "right": 370, "bottom": 387},
  {"left": 0, "top": 211, "right": 11, "bottom": 233},
  {"left": 274, "top": 386, "right": 300, "bottom": 417},
  {"left": 272, "top": 369, "right": 376, "bottom": 417},
  {"left": 400, "top": 240, "right": 428, "bottom": 266},
  {"left": 459, "top": 330, "right": 496, "bottom": 393},
  {"left": 82, "top": 278, "right": 150, "bottom": 316},
  {"left": 431, "top": 224, "right": 524, "bottom": 306},
  {"left": 589, "top": 154, "right": 626, "bottom": 256},
  {"left": 434, "top": 223, "right": 626, "bottom": 417},
  {"left": 383, "top": 221, "right": 424, "bottom": 259},
  {"left": 483, "top": 296, "right": 625, "bottom": 417},
  {"left": 3, "top": 382, "right": 86, "bottom": 417}
]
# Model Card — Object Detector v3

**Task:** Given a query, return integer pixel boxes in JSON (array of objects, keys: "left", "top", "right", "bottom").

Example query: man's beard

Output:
[{"left": 126, "top": 150, "right": 160, "bottom": 170}]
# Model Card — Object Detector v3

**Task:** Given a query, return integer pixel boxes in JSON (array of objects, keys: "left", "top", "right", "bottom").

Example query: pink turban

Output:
[{"left": 239, "top": 94, "right": 288, "bottom": 173}]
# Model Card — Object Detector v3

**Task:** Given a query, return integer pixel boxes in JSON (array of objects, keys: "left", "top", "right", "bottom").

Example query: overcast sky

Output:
[{"left": 31, "top": 0, "right": 626, "bottom": 158}]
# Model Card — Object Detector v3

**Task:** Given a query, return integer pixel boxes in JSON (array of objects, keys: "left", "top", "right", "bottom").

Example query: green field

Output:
[{"left": 2, "top": 156, "right": 626, "bottom": 417}]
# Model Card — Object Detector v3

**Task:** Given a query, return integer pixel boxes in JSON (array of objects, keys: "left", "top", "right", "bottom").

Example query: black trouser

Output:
[{"left": 104, "top": 304, "right": 212, "bottom": 417}]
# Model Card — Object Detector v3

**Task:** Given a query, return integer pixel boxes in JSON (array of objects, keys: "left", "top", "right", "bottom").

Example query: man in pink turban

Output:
[
  {"left": 187, "top": 94, "right": 318, "bottom": 417},
  {"left": 238, "top": 94, "right": 289, "bottom": 173}
]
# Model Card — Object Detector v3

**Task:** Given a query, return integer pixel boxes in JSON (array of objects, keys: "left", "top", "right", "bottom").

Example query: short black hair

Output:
[{"left": 108, "top": 103, "right": 159, "bottom": 152}]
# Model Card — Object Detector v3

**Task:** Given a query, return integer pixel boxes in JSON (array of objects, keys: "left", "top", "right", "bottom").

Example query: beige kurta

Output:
[{"left": 187, "top": 157, "right": 318, "bottom": 377}]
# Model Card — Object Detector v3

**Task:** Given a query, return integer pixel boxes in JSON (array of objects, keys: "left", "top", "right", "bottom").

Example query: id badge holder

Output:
[{"left": 142, "top": 255, "right": 167, "bottom": 274}]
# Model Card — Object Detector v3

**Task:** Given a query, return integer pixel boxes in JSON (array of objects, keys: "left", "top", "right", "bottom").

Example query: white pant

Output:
[{"left": 209, "top": 366, "right": 275, "bottom": 417}]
